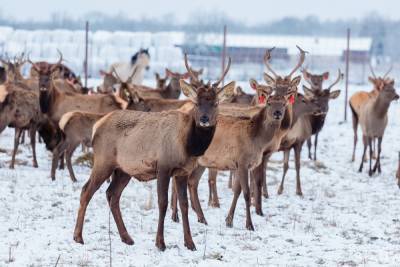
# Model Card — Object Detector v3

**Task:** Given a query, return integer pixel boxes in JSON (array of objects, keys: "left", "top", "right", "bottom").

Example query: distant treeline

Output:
[{"left": 1, "top": 11, "right": 400, "bottom": 59}]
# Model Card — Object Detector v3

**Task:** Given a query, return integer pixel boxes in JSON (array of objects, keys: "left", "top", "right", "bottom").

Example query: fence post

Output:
[
  {"left": 84, "top": 21, "right": 89, "bottom": 88},
  {"left": 344, "top": 28, "right": 351, "bottom": 122},
  {"left": 221, "top": 25, "right": 227, "bottom": 86}
]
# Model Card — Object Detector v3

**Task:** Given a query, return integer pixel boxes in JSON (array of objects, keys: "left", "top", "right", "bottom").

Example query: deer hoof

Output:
[
  {"left": 171, "top": 213, "right": 179, "bottom": 223},
  {"left": 256, "top": 209, "right": 264, "bottom": 216},
  {"left": 155, "top": 239, "right": 166, "bottom": 251},
  {"left": 121, "top": 236, "right": 134, "bottom": 245},
  {"left": 209, "top": 201, "right": 220, "bottom": 208},
  {"left": 246, "top": 222, "right": 255, "bottom": 231},
  {"left": 277, "top": 187, "right": 283, "bottom": 195},
  {"left": 296, "top": 190, "right": 303, "bottom": 197},
  {"left": 369, "top": 170, "right": 373, "bottom": 177},
  {"left": 225, "top": 216, "right": 233, "bottom": 228},
  {"left": 33, "top": 163, "right": 38, "bottom": 168},
  {"left": 185, "top": 241, "right": 196, "bottom": 251},
  {"left": 198, "top": 217, "right": 208, "bottom": 225},
  {"left": 262, "top": 192, "right": 269, "bottom": 199},
  {"left": 73, "top": 234, "right": 84, "bottom": 244}
]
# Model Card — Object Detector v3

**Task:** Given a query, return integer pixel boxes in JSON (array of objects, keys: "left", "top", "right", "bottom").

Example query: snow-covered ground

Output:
[{"left": 0, "top": 83, "right": 400, "bottom": 266}]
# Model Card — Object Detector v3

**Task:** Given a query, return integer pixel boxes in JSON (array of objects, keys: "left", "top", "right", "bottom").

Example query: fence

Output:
[{"left": 0, "top": 23, "right": 398, "bottom": 120}]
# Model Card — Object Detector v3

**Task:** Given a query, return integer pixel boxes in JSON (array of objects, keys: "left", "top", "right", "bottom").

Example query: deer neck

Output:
[
  {"left": 164, "top": 78, "right": 180, "bottom": 99},
  {"left": 185, "top": 113, "right": 216, "bottom": 157},
  {"left": 373, "top": 93, "right": 391, "bottom": 118},
  {"left": 39, "top": 82, "right": 60, "bottom": 115}
]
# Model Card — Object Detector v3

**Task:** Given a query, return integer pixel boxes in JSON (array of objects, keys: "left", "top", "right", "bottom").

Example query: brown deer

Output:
[
  {"left": 352, "top": 76, "right": 398, "bottom": 176},
  {"left": 350, "top": 65, "right": 392, "bottom": 162},
  {"left": 72, "top": 54, "right": 234, "bottom": 251},
  {"left": 302, "top": 69, "right": 330, "bottom": 161},
  {"left": 276, "top": 71, "right": 341, "bottom": 195},
  {"left": 33, "top": 53, "right": 130, "bottom": 181},
  {"left": 0, "top": 82, "right": 44, "bottom": 168},
  {"left": 170, "top": 46, "right": 306, "bottom": 227}
]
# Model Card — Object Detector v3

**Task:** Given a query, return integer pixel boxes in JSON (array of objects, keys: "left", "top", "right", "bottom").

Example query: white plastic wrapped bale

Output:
[
  {"left": 0, "top": 26, "right": 14, "bottom": 41},
  {"left": 11, "top": 30, "right": 33, "bottom": 43},
  {"left": 40, "top": 43, "right": 59, "bottom": 59},
  {"left": 98, "top": 45, "right": 120, "bottom": 63},
  {"left": 154, "top": 46, "right": 182, "bottom": 66},
  {"left": 50, "top": 29, "right": 74, "bottom": 43},
  {"left": 24, "top": 43, "right": 42, "bottom": 59},
  {"left": 130, "top": 32, "right": 152, "bottom": 48},
  {"left": 71, "top": 30, "right": 87, "bottom": 45},
  {"left": 92, "top": 31, "right": 113, "bottom": 46},
  {"left": 152, "top": 31, "right": 184, "bottom": 47},
  {"left": 112, "top": 31, "right": 135, "bottom": 47}
]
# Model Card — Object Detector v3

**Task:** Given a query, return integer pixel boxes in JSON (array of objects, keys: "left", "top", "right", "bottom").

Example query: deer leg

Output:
[
  {"left": 208, "top": 168, "right": 220, "bottom": 208},
  {"left": 372, "top": 138, "right": 377, "bottom": 160},
  {"left": 73, "top": 162, "right": 113, "bottom": 244},
  {"left": 294, "top": 143, "right": 303, "bottom": 196},
  {"left": 29, "top": 126, "right": 38, "bottom": 168},
  {"left": 313, "top": 133, "right": 318, "bottom": 161},
  {"left": 59, "top": 152, "right": 65, "bottom": 170},
  {"left": 307, "top": 137, "right": 312, "bottom": 160},
  {"left": 368, "top": 137, "right": 373, "bottom": 177},
  {"left": 155, "top": 168, "right": 171, "bottom": 251},
  {"left": 351, "top": 111, "right": 358, "bottom": 162},
  {"left": 228, "top": 171, "right": 233, "bottom": 189},
  {"left": 188, "top": 166, "right": 207, "bottom": 224},
  {"left": 226, "top": 170, "right": 241, "bottom": 228},
  {"left": 239, "top": 167, "right": 253, "bottom": 230},
  {"left": 175, "top": 175, "right": 196, "bottom": 251},
  {"left": 106, "top": 169, "right": 133, "bottom": 245},
  {"left": 262, "top": 154, "right": 269, "bottom": 199},
  {"left": 170, "top": 178, "right": 179, "bottom": 223},
  {"left": 10, "top": 128, "right": 23, "bottom": 169},
  {"left": 20, "top": 130, "right": 25, "bottom": 145},
  {"left": 51, "top": 140, "right": 67, "bottom": 181},
  {"left": 373, "top": 137, "right": 383, "bottom": 174},
  {"left": 66, "top": 143, "right": 79, "bottom": 182},
  {"left": 277, "top": 149, "right": 290, "bottom": 195},
  {"left": 359, "top": 135, "right": 368, "bottom": 172},
  {"left": 251, "top": 163, "right": 264, "bottom": 216}
]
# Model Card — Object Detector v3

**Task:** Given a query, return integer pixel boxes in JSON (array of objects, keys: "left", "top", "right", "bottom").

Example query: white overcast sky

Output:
[{"left": 2, "top": 0, "right": 399, "bottom": 24}]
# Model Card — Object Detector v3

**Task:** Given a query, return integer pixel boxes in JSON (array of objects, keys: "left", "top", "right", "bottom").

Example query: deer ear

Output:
[
  {"left": 249, "top": 79, "right": 258, "bottom": 90},
  {"left": 291, "top": 75, "right": 301, "bottom": 88},
  {"left": 329, "top": 90, "right": 341, "bottom": 99},
  {"left": 322, "top": 72, "right": 329, "bottom": 80},
  {"left": 180, "top": 79, "right": 197, "bottom": 101},
  {"left": 165, "top": 68, "right": 173, "bottom": 78},
  {"left": 263, "top": 73, "right": 274, "bottom": 85},
  {"left": 235, "top": 86, "right": 243, "bottom": 95},
  {"left": 217, "top": 81, "right": 236, "bottom": 102},
  {"left": 155, "top": 72, "right": 160, "bottom": 80},
  {"left": 368, "top": 77, "right": 375, "bottom": 84},
  {"left": 303, "top": 85, "right": 314, "bottom": 98}
]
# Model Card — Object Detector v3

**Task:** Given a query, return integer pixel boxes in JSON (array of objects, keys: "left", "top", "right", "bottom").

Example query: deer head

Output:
[
  {"left": 303, "top": 69, "right": 342, "bottom": 114},
  {"left": 29, "top": 50, "right": 63, "bottom": 91},
  {"left": 262, "top": 46, "right": 306, "bottom": 98},
  {"left": 302, "top": 68, "right": 329, "bottom": 91},
  {"left": 155, "top": 72, "right": 168, "bottom": 89},
  {"left": 0, "top": 53, "right": 27, "bottom": 82},
  {"left": 368, "top": 64, "right": 393, "bottom": 92},
  {"left": 179, "top": 54, "right": 235, "bottom": 128}
]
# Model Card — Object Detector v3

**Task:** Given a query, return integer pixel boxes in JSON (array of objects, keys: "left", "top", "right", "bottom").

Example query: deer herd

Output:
[{"left": 0, "top": 45, "right": 398, "bottom": 251}]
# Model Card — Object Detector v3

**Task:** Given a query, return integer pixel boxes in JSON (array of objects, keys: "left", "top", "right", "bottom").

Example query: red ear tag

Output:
[
  {"left": 289, "top": 95, "right": 295, "bottom": 104},
  {"left": 258, "top": 95, "right": 266, "bottom": 104}
]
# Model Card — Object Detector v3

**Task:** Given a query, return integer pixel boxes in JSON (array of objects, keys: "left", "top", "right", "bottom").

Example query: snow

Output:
[{"left": 0, "top": 82, "right": 400, "bottom": 266}]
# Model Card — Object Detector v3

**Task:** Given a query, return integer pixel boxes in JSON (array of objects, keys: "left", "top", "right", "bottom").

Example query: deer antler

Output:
[
  {"left": 369, "top": 62, "right": 377, "bottom": 79},
  {"left": 287, "top": 45, "right": 307, "bottom": 78},
  {"left": 27, "top": 53, "right": 40, "bottom": 72},
  {"left": 213, "top": 56, "right": 232, "bottom": 87},
  {"left": 327, "top": 69, "right": 342, "bottom": 91},
  {"left": 184, "top": 53, "right": 200, "bottom": 84},
  {"left": 263, "top": 47, "right": 278, "bottom": 78},
  {"left": 383, "top": 64, "right": 393, "bottom": 78}
]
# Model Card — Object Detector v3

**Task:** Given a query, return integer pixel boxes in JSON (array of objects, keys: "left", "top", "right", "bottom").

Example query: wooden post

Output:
[
  {"left": 221, "top": 25, "right": 227, "bottom": 86},
  {"left": 84, "top": 21, "right": 89, "bottom": 88},
  {"left": 344, "top": 28, "right": 351, "bottom": 122}
]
